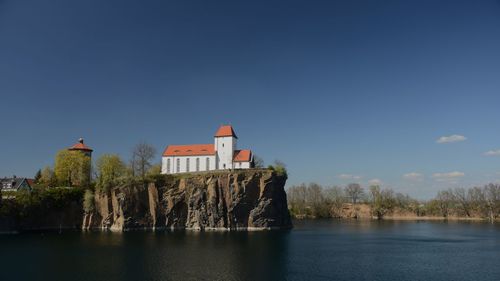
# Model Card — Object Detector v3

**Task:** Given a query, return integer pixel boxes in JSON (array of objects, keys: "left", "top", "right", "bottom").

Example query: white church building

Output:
[{"left": 161, "top": 125, "right": 254, "bottom": 174}]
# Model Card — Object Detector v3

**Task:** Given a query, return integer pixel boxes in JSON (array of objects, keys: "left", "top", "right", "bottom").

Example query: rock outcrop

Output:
[{"left": 82, "top": 169, "right": 292, "bottom": 231}]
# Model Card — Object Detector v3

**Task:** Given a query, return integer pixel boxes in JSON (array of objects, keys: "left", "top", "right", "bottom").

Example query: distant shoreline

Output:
[
  {"left": 290, "top": 202, "right": 499, "bottom": 222},
  {"left": 292, "top": 215, "right": 496, "bottom": 222}
]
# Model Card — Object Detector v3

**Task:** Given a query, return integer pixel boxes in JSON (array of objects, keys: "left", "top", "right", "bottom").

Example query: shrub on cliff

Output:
[
  {"left": 4, "top": 187, "right": 84, "bottom": 220},
  {"left": 83, "top": 189, "right": 95, "bottom": 213},
  {"left": 268, "top": 160, "right": 288, "bottom": 178}
]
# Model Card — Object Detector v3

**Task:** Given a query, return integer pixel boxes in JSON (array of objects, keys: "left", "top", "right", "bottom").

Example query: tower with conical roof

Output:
[
  {"left": 68, "top": 138, "right": 93, "bottom": 157},
  {"left": 68, "top": 138, "right": 93, "bottom": 185}
]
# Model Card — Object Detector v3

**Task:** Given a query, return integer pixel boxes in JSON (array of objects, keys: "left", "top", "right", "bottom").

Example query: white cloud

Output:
[
  {"left": 436, "top": 134, "right": 467, "bottom": 144},
  {"left": 368, "top": 178, "right": 383, "bottom": 186},
  {"left": 432, "top": 171, "right": 465, "bottom": 182},
  {"left": 484, "top": 149, "right": 500, "bottom": 156},
  {"left": 337, "top": 174, "right": 362, "bottom": 180},
  {"left": 403, "top": 172, "right": 424, "bottom": 181}
]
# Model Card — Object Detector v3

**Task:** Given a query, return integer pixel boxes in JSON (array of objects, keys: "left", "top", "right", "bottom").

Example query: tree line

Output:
[
  {"left": 33, "top": 142, "right": 159, "bottom": 193},
  {"left": 287, "top": 183, "right": 500, "bottom": 221}
]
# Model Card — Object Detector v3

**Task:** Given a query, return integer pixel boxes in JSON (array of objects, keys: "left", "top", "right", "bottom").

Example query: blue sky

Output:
[{"left": 1, "top": 0, "right": 500, "bottom": 198}]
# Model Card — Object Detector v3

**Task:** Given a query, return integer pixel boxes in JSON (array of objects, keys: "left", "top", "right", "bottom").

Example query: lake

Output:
[{"left": 1, "top": 220, "right": 499, "bottom": 281}]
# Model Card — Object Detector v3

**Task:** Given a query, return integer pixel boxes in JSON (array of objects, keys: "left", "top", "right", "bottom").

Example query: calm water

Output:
[{"left": 1, "top": 220, "right": 500, "bottom": 281}]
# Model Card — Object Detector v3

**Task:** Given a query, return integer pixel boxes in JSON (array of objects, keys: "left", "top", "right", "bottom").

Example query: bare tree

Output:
[
  {"left": 481, "top": 184, "right": 500, "bottom": 221},
  {"left": 369, "top": 185, "right": 396, "bottom": 220},
  {"left": 324, "top": 186, "right": 346, "bottom": 218},
  {"left": 344, "top": 183, "right": 364, "bottom": 218},
  {"left": 306, "top": 183, "right": 326, "bottom": 217},
  {"left": 452, "top": 187, "right": 472, "bottom": 217},
  {"left": 287, "top": 183, "right": 307, "bottom": 217},
  {"left": 469, "top": 186, "right": 487, "bottom": 217},
  {"left": 436, "top": 190, "right": 453, "bottom": 218},
  {"left": 131, "top": 142, "right": 156, "bottom": 181},
  {"left": 345, "top": 183, "right": 364, "bottom": 205},
  {"left": 253, "top": 154, "right": 264, "bottom": 168}
]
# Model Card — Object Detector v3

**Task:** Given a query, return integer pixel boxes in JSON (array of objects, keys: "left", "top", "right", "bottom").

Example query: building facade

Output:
[
  {"left": 0, "top": 176, "right": 34, "bottom": 192},
  {"left": 161, "top": 125, "right": 253, "bottom": 174}
]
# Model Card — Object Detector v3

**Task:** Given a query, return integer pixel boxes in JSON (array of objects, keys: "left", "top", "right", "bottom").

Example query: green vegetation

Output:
[
  {"left": 95, "top": 154, "right": 126, "bottom": 192},
  {"left": 83, "top": 189, "right": 95, "bottom": 213},
  {"left": 267, "top": 160, "right": 288, "bottom": 178},
  {"left": 34, "top": 169, "right": 42, "bottom": 183},
  {"left": 369, "top": 185, "right": 396, "bottom": 220},
  {"left": 426, "top": 184, "right": 500, "bottom": 221},
  {"left": 287, "top": 183, "right": 344, "bottom": 218},
  {"left": 55, "top": 150, "right": 91, "bottom": 187},
  {"left": 38, "top": 166, "right": 57, "bottom": 188},
  {"left": 8, "top": 141, "right": 281, "bottom": 220},
  {"left": 0, "top": 187, "right": 84, "bottom": 219},
  {"left": 287, "top": 182, "right": 500, "bottom": 222}
]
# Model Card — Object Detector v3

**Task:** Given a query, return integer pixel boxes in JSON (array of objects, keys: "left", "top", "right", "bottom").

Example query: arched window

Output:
[
  {"left": 206, "top": 158, "right": 210, "bottom": 171},
  {"left": 176, "top": 159, "right": 180, "bottom": 173},
  {"left": 196, "top": 158, "right": 200, "bottom": 171},
  {"left": 186, "top": 158, "right": 190, "bottom": 172},
  {"left": 167, "top": 159, "right": 171, "bottom": 173}
]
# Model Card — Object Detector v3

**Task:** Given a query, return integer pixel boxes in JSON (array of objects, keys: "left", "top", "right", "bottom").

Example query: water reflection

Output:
[
  {"left": 1, "top": 221, "right": 500, "bottom": 281},
  {"left": 63, "top": 230, "right": 292, "bottom": 281}
]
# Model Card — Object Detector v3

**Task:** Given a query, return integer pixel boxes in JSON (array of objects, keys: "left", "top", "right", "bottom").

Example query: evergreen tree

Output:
[{"left": 34, "top": 169, "right": 42, "bottom": 183}]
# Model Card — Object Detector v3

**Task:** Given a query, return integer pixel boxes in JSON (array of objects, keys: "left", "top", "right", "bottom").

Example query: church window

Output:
[
  {"left": 186, "top": 158, "right": 190, "bottom": 172},
  {"left": 167, "top": 159, "right": 171, "bottom": 173},
  {"left": 196, "top": 158, "right": 200, "bottom": 171},
  {"left": 176, "top": 159, "right": 180, "bottom": 173}
]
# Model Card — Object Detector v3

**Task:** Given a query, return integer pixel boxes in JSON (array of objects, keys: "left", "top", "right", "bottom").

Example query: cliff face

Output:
[{"left": 83, "top": 170, "right": 292, "bottom": 231}]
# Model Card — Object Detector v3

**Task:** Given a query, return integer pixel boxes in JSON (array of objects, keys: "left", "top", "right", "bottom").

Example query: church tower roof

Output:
[{"left": 214, "top": 125, "right": 238, "bottom": 139}]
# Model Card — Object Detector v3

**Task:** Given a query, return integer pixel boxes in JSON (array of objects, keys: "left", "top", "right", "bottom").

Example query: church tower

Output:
[{"left": 214, "top": 125, "right": 237, "bottom": 170}]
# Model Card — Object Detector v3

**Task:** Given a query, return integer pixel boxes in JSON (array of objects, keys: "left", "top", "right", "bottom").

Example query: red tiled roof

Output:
[
  {"left": 233, "top": 149, "right": 252, "bottom": 162},
  {"left": 214, "top": 125, "right": 238, "bottom": 139},
  {"left": 69, "top": 142, "right": 93, "bottom": 152},
  {"left": 163, "top": 144, "right": 215, "bottom": 157},
  {"left": 26, "top": 179, "right": 35, "bottom": 187}
]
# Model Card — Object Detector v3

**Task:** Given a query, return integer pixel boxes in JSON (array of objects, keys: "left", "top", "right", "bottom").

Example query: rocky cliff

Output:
[{"left": 82, "top": 169, "right": 292, "bottom": 231}]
